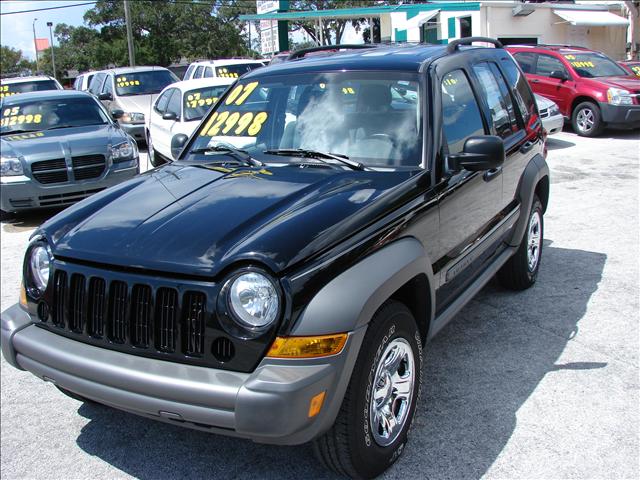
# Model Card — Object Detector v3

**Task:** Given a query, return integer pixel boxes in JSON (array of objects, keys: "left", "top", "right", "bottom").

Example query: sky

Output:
[{"left": 0, "top": 1, "right": 93, "bottom": 59}]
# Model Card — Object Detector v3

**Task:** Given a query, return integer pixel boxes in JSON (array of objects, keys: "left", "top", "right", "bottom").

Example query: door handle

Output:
[
  {"left": 520, "top": 141, "right": 534, "bottom": 154},
  {"left": 531, "top": 79, "right": 540, "bottom": 83},
  {"left": 483, "top": 166, "right": 502, "bottom": 182}
]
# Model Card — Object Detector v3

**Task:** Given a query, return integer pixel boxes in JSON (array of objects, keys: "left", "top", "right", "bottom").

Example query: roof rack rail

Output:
[
  {"left": 536, "top": 43, "right": 590, "bottom": 50},
  {"left": 287, "top": 44, "right": 378, "bottom": 61},
  {"left": 446, "top": 37, "right": 503, "bottom": 54}
]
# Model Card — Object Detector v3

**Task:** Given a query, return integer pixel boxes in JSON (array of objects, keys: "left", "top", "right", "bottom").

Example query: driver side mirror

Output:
[
  {"left": 111, "top": 108, "right": 124, "bottom": 120},
  {"left": 448, "top": 136, "right": 505, "bottom": 172},
  {"left": 162, "top": 111, "right": 178, "bottom": 121},
  {"left": 549, "top": 70, "right": 569, "bottom": 81},
  {"left": 98, "top": 92, "right": 113, "bottom": 101},
  {"left": 171, "top": 133, "right": 189, "bottom": 160}
]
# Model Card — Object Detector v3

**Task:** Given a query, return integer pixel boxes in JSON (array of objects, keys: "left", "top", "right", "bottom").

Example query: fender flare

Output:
[
  {"left": 508, "top": 153, "right": 549, "bottom": 247},
  {"left": 291, "top": 237, "right": 435, "bottom": 337}
]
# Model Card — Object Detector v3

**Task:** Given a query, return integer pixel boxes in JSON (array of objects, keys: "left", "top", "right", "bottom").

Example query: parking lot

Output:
[{"left": 1, "top": 130, "right": 638, "bottom": 479}]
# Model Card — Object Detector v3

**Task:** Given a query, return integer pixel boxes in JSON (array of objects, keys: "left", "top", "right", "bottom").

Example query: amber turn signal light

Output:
[
  {"left": 266, "top": 333, "right": 348, "bottom": 358},
  {"left": 308, "top": 391, "right": 326, "bottom": 418},
  {"left": 19, "top": 282, "right": 27, "bottom": 308}
]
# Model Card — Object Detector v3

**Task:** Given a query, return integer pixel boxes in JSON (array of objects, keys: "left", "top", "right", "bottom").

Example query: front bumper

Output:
[
  {"left": 1, "top": 304, "right": 365, "bottom": 445},
  {"left": 119, "top": 123, "right": 146, "bottom": 142},
  {"left": 599, "top": 102, "right": 640, "bottom": 128},
  {"left": 0, "top": 162, "right": 138, "bottom": 213},
  {"left": 542, "top": 113, "right": 564, "bottom": 135}
]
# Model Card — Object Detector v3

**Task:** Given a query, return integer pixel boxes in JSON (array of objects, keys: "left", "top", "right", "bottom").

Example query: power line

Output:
[{"left": 0, "top": 2, "right": 97, "bottom": 16}]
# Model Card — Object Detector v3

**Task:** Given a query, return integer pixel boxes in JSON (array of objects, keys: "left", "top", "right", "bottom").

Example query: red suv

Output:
[{"left": 506, "top": 45, "right": 640, "bottom": 136}]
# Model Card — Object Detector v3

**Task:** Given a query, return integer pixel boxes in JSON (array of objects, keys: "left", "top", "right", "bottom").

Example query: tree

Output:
[{"left": 1, "top": 46, "right": 35, "bottom": 76}]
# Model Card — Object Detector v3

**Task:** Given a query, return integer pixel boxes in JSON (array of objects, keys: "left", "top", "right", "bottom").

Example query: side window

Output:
[
  {"left": 472, "top": 62, "right": 517, "bottom": 139},
  {"left": 184, "top": 65, "right": 195, "bottom": 80},
  {"left": 536, "top": 54, "right": 567, "bottom": 77},
  {"left": 204, "top": 67, "right": 213, "bottom": 78},
  {"left": 166, "top": 89, "right": 181, "bottom": 117},
  {"left": 441, "top": 70, "right": 485, "bottom": 155},
  {"left": 513, "top": 52, "right": 537, "bottom": 74},
  {"left": 101, "top": 76, "right": 113, "bottom": 95},
  {"left": 73, "top": 77, "right": 81, "bottom": 90},
  {"left": 193, "top": 66, "right": 204, "bottom": 79},
  {"left": 501, "top": 56, "right": 536, "bottom": 123},
  {"left": 154, "top": 89, "right": 172, "bottom": 114},
  {"left": 89, "top": 73, "right": 104, "bottom": 94}
]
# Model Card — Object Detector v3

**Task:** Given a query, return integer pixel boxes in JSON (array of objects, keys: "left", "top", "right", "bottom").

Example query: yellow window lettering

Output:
[
  {"left": 234, "top": 81, "right": 258, "bottom": 105},
  {"left": 208, "top": 110, "right": 230, "bottom": 136},
  {"left": 200, "top": 112, "right": 218, "bottom": 136},
  {"left": 222, "top": 111, "right": 241, "bottom": 134},
  {"left": 247, "top": 112, "right": 268, "bottom": 136},
  {"left": 225, "top": 85, "right": 244, "bottom": 105}
]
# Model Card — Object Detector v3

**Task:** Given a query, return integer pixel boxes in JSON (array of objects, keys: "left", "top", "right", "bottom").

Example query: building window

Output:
[
  {"left": 421, "top": 17, "right": 439, "bottom": 44},
  {"left": 459, "top": 16, "right": 472, "bottom": 38}
]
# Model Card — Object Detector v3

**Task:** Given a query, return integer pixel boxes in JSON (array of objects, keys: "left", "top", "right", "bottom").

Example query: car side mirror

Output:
[
  {"left": 98, "top": 92, "right": 113, "bottom": 101},
  {"left": 162, "top": 111, "right": 178, "bottom": 121},
  {"left": 111, "top": 109, "right": 124, "bottom": 119},
  {"left": 171, "top": 133, "right": 189, "bottom": 160},
  {"left": 549, "top": 70, "right": 568, "bottom": 81},
  {"left": 448, "top": 136, "right": 505, "bottom": 172}
]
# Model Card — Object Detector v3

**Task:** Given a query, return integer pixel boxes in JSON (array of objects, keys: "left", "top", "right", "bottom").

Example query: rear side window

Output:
[
  {"left": 204, "top": 67, "right": 213, "bottom": 78},
  {"left": 185, "top": 65, "right": 195, "bottom": 80},
  {"left": 513, "top": 52, "right": 536, "bottom": 74},
  {"left": 501, "top": 56, "right": 536, "bottom": 124},
  {"left": 535, "top": 54, "right": 567, "bottom": 77},
  {"left": 441, "top": 70, "right": 485, "bottom": 154},
  {"left": 193, "top": 66, "right": 204, "bottom": 79},
  {"left": 472, "top": 62, "right": 519, "bottom": 139}
]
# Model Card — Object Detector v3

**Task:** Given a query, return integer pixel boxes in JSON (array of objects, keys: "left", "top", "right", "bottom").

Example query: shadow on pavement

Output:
[
  {"left": 1, "top": 208, "right": 63, "bottom": 231},
  {"left": 546, "top": 137, "right": 575, "bottom": 151},
  {"left": 74, "top": 242, "right": 606, "bottom": 480}
]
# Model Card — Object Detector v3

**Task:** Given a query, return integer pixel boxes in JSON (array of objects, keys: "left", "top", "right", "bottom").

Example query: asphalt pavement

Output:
[{"left": 1, "top": 132, "right": 639, "bottom": 479}]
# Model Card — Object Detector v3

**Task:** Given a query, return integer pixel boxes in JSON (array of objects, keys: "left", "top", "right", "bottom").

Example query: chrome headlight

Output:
[
  {"left": 219, "top": 270, "right": 281, "bottom": 339},
  {"left": 0, "top": 154, "right": 23, "bottom": 176},
  {"left": 607, "top": 87, "right": 633, "bottom": 106},
  {"left": 120, "top": 112, "right": 145, "bottom": 123},
  {"left": 28, "top": 243, "right": 52, "bottom": 294},
  {"left": 111, "top": 139, "right": 137, "bottom": 161}
]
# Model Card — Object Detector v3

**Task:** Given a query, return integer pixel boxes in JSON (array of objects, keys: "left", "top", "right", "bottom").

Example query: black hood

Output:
[{"left": 42, "top": 163, "right": 417, "bottom": 277}]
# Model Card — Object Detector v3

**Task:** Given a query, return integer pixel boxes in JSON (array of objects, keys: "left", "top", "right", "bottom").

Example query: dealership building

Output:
[{"left": 242, "top": 1, "right": 638, "bottom": 60}]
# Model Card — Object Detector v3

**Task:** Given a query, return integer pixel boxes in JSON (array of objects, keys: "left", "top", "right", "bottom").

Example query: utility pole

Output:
[
  {"left": 32, "top": 18, "right": 39, "bottom": 73},
  {"left": 47, "top": 22, "right": 56, "bottom": 80},
  {"left": 123, "top": 0, "right": 135, "bottom": 67}
]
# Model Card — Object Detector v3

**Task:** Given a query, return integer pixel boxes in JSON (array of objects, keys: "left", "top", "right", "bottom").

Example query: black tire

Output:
[
  {"left": 146, "top": 130, "right": 166, "bottom": 167},
  {"left": 313, "top": 301, "right": 423, "bottom": 479},
  {"left": 1, "top": 209, "right": 14, "bottom": 222},
  {"left": 497, "top": 195, "right": 544, "bottom": 290},
  {"left": 571, "top": 101, "right": 603, "bottom": 137},
  {"left": 56, "top": 386, "right": 96, "bottom": 404}
]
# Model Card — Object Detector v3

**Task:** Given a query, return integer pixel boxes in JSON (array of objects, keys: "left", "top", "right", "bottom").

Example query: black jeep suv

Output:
[{"left": 2, "top": 38, "right": 549, "bottom": 478}]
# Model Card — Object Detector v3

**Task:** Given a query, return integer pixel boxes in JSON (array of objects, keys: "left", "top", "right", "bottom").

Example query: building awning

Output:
[{"left": 553, "top": 9, "right": 629, "bottom": 27}]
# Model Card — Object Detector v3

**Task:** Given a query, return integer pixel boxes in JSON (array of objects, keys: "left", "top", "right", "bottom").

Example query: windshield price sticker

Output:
[
  {"left": 216, "top": 67, "right": 240, "bottom": 78},
  {"left": 199, "top": 110, "right": 268, "bottom": 137},
  {"left": 631, "top": 66, "right": 640, "bottom": 76},
  {"left": 186, "top": 92, "right": 219, "bottom": 109},
  {"left": 342, "top": 87, "right": 355, "bottom": 95},
  {"left": 1, "top": 107, "right": 43, "bottom": 127},
  {"left": 116, "top": 76, "right": 141, "bottom": 87},
  {"left": 4, "top": 132, "right": 45, "bottom": 141},
  {"left": 225, "top": 81, "right": 259, "bottom": 106},
  {"left": 570, "top": 61, "right": 595, "bottom": 68},
  {"left": 0, "top": 85, "right": 17, "bottom": 98},
  {"left": 564, "top": 54, "right": 576, "bottom": 60}
]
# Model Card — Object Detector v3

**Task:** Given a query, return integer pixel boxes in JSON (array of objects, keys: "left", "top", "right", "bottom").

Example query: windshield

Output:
[
  {"left": 215, "top": 63, "right": 263, "bottom": 78},
  {"left": 189, "top": 72, "right": 423, "bottom": 168},
  {"left": 183, "top": 85, "right": 231, "bottom": 121},
  {"left": 563, "top": 52, "right": 627, "bottom": 78},
  {"left": 115, "top": 70, "right": 178, "bottom": 96},
  {"left": 1, "top": 96, "right": 110, "bottom": 135},
  {"left": 1, "top": 80, "right": 59, "bottom": 97}
]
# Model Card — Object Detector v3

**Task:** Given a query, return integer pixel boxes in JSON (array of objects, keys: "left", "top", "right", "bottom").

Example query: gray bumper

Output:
[
  {"left": 0, "top": 163, "right": 138, "bottom": 213},
  {"left": 1, "top": 304, "right": 365, "bottom": 445},
  {"left": 599, "top": 102, "right": 640, "bottom": 128},
  {"left": 120, "top": 123, "right": 146, "bottom": 142}
]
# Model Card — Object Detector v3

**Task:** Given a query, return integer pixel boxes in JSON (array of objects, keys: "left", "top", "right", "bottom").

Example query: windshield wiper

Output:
[
  {"left": 1, "top": 129, "right": 34, "bottom": 136},
  {"left": 44, "top": 123, "right": 105, "bottom": 131},
  {"left": 189, "top": 144, "right": 264, "bottom": 167},
  {"left": 263, "top": 148, "right": 366, "bottom": 171}
]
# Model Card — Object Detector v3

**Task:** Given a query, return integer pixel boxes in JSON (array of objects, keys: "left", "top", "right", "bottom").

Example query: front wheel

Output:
[
  {"left": 571, "top": 101, "right": 603, "bottom": 137},
  {"left": 146, "top": 130, "right": 166, "bottom": 167},
  {"left": 313, "top": 301, "right": 423, "bottom": 479}
]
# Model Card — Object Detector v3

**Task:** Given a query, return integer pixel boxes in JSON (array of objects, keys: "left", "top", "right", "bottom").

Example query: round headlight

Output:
[
  {"left": 227, "top": 272, "right": 279, "bottom": 329},
  {"left": 29, "top": 245, "right": 52, "bottom": 292}
]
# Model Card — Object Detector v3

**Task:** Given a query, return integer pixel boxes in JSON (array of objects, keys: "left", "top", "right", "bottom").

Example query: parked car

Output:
[
  {"left": 0, "top": 90, "right": 139, "bottom": 218},
  {"left": 506, "top": 45, "right": 640, "bottom": 136},
  {"left": 88, "top": 66, "right": 179, "bottom": 143},
  {"left": 1, "top": 38, "right": 550, "bottom": 478},
  {"left": 183, "top": 59, "right": 264, "bottom": 80},
  {"left": 167, "top": 62, "right": 190, "bottom": 81},
  {"left": 1, "top": 76, "right": 63, "bottom": 98},
  {"left": 535, "top": 93, "right": 563, "bottom": 135},
  {"left": 72, "top": 72, "right": 96, "bottom": 91},
  {"left": 619, "top": 60, "right": 640, "bottom": 78},
  {"left": 145, "top": 77, "right": 234, "bottom": 166}
]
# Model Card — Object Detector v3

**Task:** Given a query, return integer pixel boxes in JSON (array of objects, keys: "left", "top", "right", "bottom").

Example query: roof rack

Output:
[
  {"left": 446, "top": 37, "right": 503, "bottom": 54},
  {"left": 536, "top": 44, "right": 591, "bottom": 50},
  {"left": 286, "top": 44, "right": 378, "bottom": 61}
]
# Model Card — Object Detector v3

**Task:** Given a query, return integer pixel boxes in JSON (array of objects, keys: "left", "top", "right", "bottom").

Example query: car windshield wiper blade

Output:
[
  {"left": 44, "top": 123, "right": 105, "bottom": 131},
  {"left": 1, "top": 129, "right": 34, "bottom": 135},
  {"left": 263, "top": 148, "right": 366, "bottom": 171},
  {"left": 189, "top": 145, "right": 264, "bottom": 167}
]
